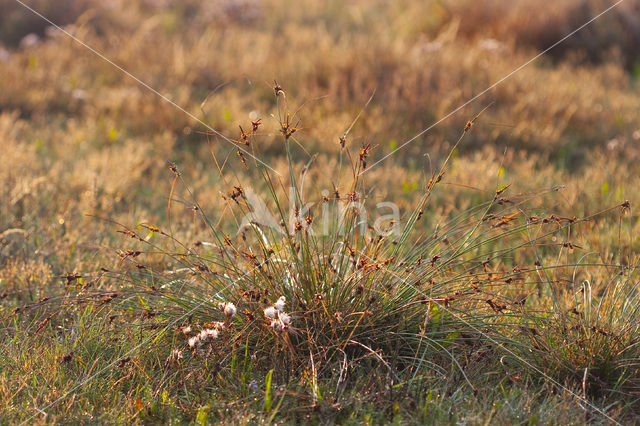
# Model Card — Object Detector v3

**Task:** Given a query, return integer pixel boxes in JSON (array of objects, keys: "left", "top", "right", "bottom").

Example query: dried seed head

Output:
[
  {"left": 359, "top": 143, "right": 373, "bottom": 170},
  {"left": 167, "top": 161, "right": 180, "bottom": 176},
  {"left": 273, "top": 80, "right": 284, "bottom": 97}
]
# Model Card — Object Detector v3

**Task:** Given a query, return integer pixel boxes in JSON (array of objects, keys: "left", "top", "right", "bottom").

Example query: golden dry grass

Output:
[{"left": 2, "top": 0, "right": 640, "bottom": 423}]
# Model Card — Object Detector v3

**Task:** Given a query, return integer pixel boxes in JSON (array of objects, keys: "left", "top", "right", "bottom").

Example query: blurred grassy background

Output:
[{"left": 2, "top": 0, "right": 639, "bottom": 278}]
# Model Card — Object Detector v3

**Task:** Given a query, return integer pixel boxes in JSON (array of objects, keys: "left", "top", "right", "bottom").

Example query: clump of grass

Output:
[
  {"left": 86, "top": 86, "right": 616, "bottom": 412},
  {"left": 512, "top": 257, "right": 640, "bottom": 399}
]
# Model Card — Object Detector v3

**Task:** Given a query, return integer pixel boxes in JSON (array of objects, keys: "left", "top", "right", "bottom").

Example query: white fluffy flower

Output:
[
  {"left": 274, "top": 296, "right": 286, "bottom": 312},
  {"left": 224, "top": 302, "right": 237, "bottom": 318},
  {"left": 279, "top": 312, "right": 291, "bottom": 325},
  {"left": 199, "top": 328, "right": 218, "bottom": 341},
  {"left": 188, "top": 336, "right": 200, "bottom": 348},
  {"left": 264, "top": 306, "right": 276, "bottom": 319},
  {"left": 270, "top": 319, "right": 283, "bottom": 332}
]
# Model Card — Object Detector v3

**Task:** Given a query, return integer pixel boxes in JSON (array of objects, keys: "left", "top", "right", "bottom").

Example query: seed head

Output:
[
  {"left": 270, "top": 319, "right": 283, "bottom": 332},
  {"left": 224, "top": 302, "right": 237, "bottom": 318},
  {"left": 279, "top": 312, "right": 291, "bottom": 325},
  {"left": 264, "top": 306, "right": 276, "bottom": 319},
  {"left": 199, "top": 328, "right": 218, "bottom": 341},
  {"left": 275, "top": 296, "right": 286, "bottom": 312},
  {"left": 273, "top": 80, "right": 284, "bottom": 97}
]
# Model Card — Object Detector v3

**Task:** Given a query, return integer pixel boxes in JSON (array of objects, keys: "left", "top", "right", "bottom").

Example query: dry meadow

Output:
[{"left": 2, "top": 0, "right": 640, "bottom": 423}]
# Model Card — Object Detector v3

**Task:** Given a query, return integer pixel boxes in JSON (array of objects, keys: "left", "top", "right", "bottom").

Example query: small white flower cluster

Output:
[
  {"left": 187, "top": 321, "right": 226, "bottom": 349},
  {"left": 218, "top": 301, "right": 237, "bottom": 318},
  {"left": 264, "top": 296, "right": 291, "bottom": 333}
]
